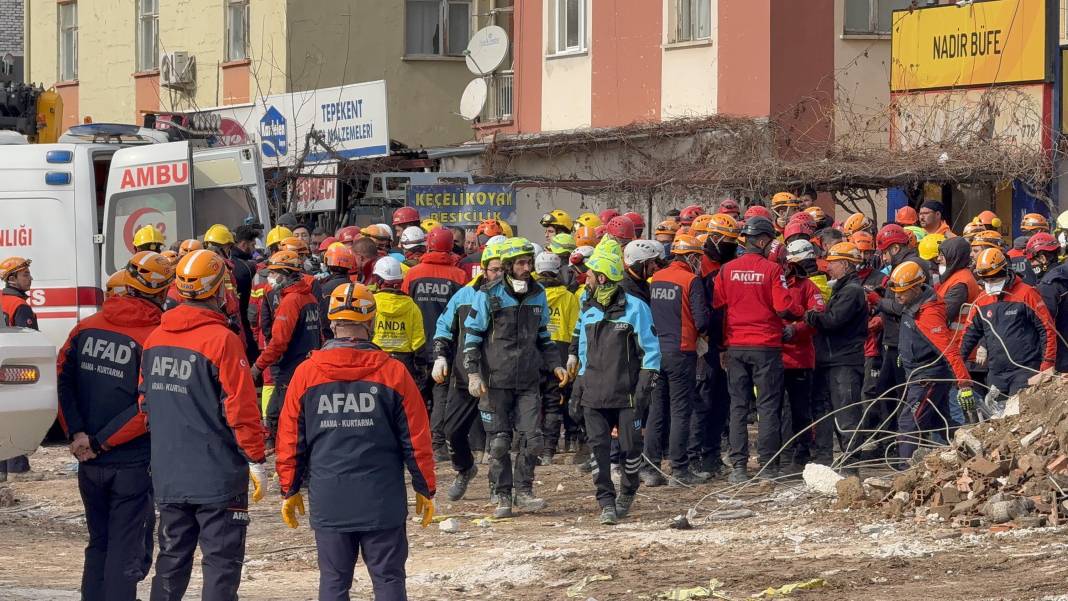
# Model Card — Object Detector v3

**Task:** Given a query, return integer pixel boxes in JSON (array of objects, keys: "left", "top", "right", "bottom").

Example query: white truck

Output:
[{"left": 0, "top": 327, "right": 57, "bottom": 461}]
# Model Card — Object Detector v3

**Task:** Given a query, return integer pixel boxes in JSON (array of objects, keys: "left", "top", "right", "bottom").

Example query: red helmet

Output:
[
  {"left": 1025, "top": 232, "right": 1059, "bottom": 258},
  {"left": 680, "top": 205, "right": 704, "bottom": 226},
  {"left": 336, "top": 226, "right": 361, "bottom": 244},
  {"left": 392, "top": 206, "right": 420, "bottom": 226},
  {"left": 426, "top": 226, "right": 454, "bottom": 252},
  {"left": 598, "top": 209, "right": 621, "bottom": 223},
  {"left": 718, "top": 199, "right": 740, "bottom": 217},
  {"left": 783, "top": 220, "right": 815, "bottom": 240},
  {"left": 605, "top": 216, "right": 636, "bottom": 241},
  {"left": 875, "top": 224, "right": 910, "bottom": 252},
  {"left": 317, "top": 236, "right": 338, "bottom": 252},
  {"left": 744, "top": 205, "right": 772, "bottom": 221},
  {"left": 789, "top": 211, "right": 815, "bottom": 226},
  {"left": 623, "top": 211, "right": 645, "bottom": 234},
  {"left": 593, "top": 225, "right": 607, "bottom": 240}
]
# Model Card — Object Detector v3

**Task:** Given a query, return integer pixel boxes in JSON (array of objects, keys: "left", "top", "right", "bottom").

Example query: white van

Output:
[{"left": 0, "top": 124, "right": 272, "bottom": 348}]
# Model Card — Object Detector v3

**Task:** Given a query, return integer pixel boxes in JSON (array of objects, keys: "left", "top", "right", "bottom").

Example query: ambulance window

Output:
[
  {"left": 91, "top": 155, "right": 112, "bottom": 234},
  {"left": 193, "top": 186, "right": 256, "bottom": 235},
  {"left": 104, "top": 189, "right": 186, "bottom": 274}
]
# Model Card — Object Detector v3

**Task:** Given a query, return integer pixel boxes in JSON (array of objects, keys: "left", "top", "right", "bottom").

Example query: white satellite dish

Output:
[
  {"left": 465, "top": 26, "right": 509, "bottom": 75},
  {"left": 459, "top": 78, "right": 488, "bottom": 121}
]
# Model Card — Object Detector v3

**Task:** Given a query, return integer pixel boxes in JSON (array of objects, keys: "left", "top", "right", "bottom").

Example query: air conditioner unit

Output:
[{"left": 161, "top": 52, "right": 195, "bottom": 88}]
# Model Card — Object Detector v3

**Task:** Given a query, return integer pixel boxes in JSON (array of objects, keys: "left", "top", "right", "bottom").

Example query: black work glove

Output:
[
  {"left": 782, "top": 324, "right": 796, "bottom": 342},
  {"left": 803, "top": 310, "right": 820, "bottom": 327},
  {"left": 568, "top": 377, "right": 584, "bottom": 422}
]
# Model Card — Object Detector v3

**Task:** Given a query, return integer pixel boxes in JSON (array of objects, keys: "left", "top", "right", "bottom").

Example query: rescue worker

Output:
[
  {"left": 402, "top": 226, "right": 468, "bottom": 462},
  {"left": 254, "top": 250, "right": 322, "bottom": 447},
  {"left": 352, "top": 237, "right": 381, "bottom": 284},
  {"left": 935, "top": 236, "right": 983, "bottom": 414},
  {"left": 276, "top": 282, "right": 435, "bottom": 601},
  {"left": 714, "top": 217, "right": 799, "bottom": 482},
  {"left": 178, "top": 239, "right": 202, "bottom": 258},
  {"left": 0, "top": 256, "right": 37, "bottom": 479},
  {"left": 56, "top": 251, "right": 172, "bottom": 601},
  {"left": 654, "top": 220, "right": 680, "bottom": 248},
  {"left": 1029, "top": 233, "right": 1068, "bottom": 372},
  {"left": 205, "top": 223, "right": 257, "bottom": 350},
  {"left": 576, "top": 212, "right": 602, "bottom": 230},
  {"left": 138, "top": 249, "right": 267, "bottom": 601},
  {"left": 679, "top": 205, "right": 703, "bottom": 228},
  {"left": 432, "top": 242, "right": 505, "bottom": 502},
  {"left": 805, "top": 243, "right": 870, "bottom": 475},
  {"left": 576, "top": 225, "right": 600, "bottom": 249},
  {"left": 918, "top": 200, "right": 954, "bottom": 237},
  {"left": 797, "top": 188, "right": 817, "bottom": 210},
  {"left": 889, "top": 261, "right": 972, "bottom": 462},
  {"left": 548, "top": 233, "right": 578, "bottom": 290},
  {"left": 319, "top": 244, "right": 357, "bottom": 340},
  {"left": 805, "top": 206, "right": 833, "bottom": 232},
  {"left": 961, "top": 248, "right": 1057, "bottom": 396},
  {"left": 604, "top": 216, "right": 637, "bottom": 246},
  {"left": 573, "top": 248, "right": 660, "bottom": 525},
  {"left": 1021, "top": 213, "right": 1051, "bottom": 235},
  {"left": 399, "top": 226, "right": 427, "bottom": 268},
  {"left": 371, "top": 256, "right": 426, "bottom": 377},
  {"left": 459, "top": 219, "right": 504, "bottom": 279},
  {"left": 535, "top": 251, "right": 579, "bottom": 465},
  {"left": 421, "top": 219, "right": 442, "bottom": 234},
  {"left": 842, "top": 213, "right": 875, "bottom": 237},
  {"left": 770, "top": 192, "right": 800, "bottom": 231},
  {"left": 621, "top": 239, "right": 664, "bottom": 303},
  {"left": 646, "top": 234, "right": 710, "bottom": 485},
  {"left": 717, "top": 199, "right": 741, "bottom": 218},
  {"left": 874, "top": 224, "right": 930, "bottom": 409},
  {"left": 541, "top": 209, "right": 574, "bottom": 243},
  {"left": 623, "top": 212, "right": 646, "bottom": 239},
  {"left": 894, "top": 206, "right": 919, "bottom": 227},
  {"left": 105, "top": 271, "right": 130, "bottom": 298},
  {"left": 133, "top": 225, "right": 165, "bottom": 253},
  {"left": 392, "top": 206, "right": 422, "bottom": 240},
  {"left": 463, "top": 238, "right": 569, "bottom": 518}
]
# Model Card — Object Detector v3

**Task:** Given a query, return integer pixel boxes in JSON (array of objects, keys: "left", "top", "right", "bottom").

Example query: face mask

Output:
[
  {"left": 267, "top": 273, "right": 282, "bottom": 288},
  {"left": 509, "top": 276, "right": 529, "bottom": 294},
  {"left": 938, "top": 264, "right": 947, "bottom": 276},
  {"left": 1033, "top": 265, "right": 1043, "bottom": 276},
  {"left": 983, "top": 279, "right": 1006, "bottom": 295}
]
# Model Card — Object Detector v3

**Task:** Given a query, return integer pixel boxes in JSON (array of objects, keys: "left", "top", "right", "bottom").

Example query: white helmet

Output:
[
  {"left": 531, "top": 242, "right": 545, "bottom": 257},
  {"left": 534, "top": 251, "right": 562, "bottom": 275},
  {"left": 400, "top": 226, "right": 426, "bottom": 250},
  {"left": 372, "top": 256, "right": 404, "bottom": 282},
  {"left": 376, "top": 223, "right": 394, "bottom": 242},
  {"left": 623, "top": 239, "right": 665, "bottom": 267},
  {"left": 487, "top": 234, "right": 508, "bottom": 247},
  {"left": 785, "top": 239, "right": 816, "bottom": 263}
]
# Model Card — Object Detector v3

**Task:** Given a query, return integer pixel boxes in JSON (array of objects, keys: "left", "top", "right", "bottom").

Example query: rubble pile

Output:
[{"left": 871, "top": 378, "right": 1068, "bottom": 530}]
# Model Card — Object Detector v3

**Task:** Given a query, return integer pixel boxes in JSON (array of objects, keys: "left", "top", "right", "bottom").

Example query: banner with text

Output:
[
  {"left": 293, "top": 162, "right": 338, "bottom": 213},
  {"left": 408, "top": 184, "right": 515, "bottom": 227}
]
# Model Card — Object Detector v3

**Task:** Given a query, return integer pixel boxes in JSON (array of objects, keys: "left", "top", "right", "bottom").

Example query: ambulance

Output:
[{"left": 0, "top": 123, "right": 272, "bottom": 348}]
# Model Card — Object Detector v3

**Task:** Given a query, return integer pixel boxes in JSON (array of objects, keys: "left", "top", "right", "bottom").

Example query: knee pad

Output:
[{"left": 488, "top": 434, "right": 511, "bottom": 459}]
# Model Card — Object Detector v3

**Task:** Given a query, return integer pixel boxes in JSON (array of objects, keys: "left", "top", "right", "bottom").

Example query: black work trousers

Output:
[
  {"left": 726, "top": 348, "right": 785, "bottom": 469},
  {"left": 644, "top": 351, "right": 697, "bottom": 471},
  {"left": 584, "top": 406, "right": 642, "bottom": 508},
  {"left": 782, "top": 368, "right": 814, "bottom": 465},
  {"left": 150, "top": 493, "right": 249, "bottom": 601},
  {"left": 811, "top": 364, "right": 864, "bottom": 464},
  {"left": 443, "top": 382, "right": 486, "bottom": 472},
  {"left": 78, "top": 462, "right": 154, "bottom": 601},
  {"left": 898, "top": 381, "right": 951, "bottom": 462},
  {"left": 692, "top": 352, "right": 729, "bottom": 467},
  {"left": 426, "top": 380, "right": 448, "bottom": 451},
  {"left": 314, "top": 526, "right": 409, "bottom": 601},
  {"left": 541, "top": 372, "right": 569, "bottom": 456},
  {"left": 482, "top": 387, "right": 542, "bottom": 496},
  {"left": 264, "top": 375, "right": 291, "bottom": 440}
]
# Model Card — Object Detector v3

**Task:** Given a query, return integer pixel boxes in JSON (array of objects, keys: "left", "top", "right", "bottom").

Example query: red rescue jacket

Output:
[
  {"left": 713, "top": 252, "right": 799, "bottom": 349},
  {"left": 782, "top": 275, "right": 825, "bottom": 370}
]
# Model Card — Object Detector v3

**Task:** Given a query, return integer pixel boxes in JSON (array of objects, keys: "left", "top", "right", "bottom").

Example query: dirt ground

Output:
[{"left": 3, "top": 446, "right": 1068, "bottom": 601}]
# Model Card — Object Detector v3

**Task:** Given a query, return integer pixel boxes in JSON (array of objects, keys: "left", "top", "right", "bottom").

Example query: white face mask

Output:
[
  {"left": 267, "top": 273, "right": 282, "bottom": 288},
  {"left": 509, "top": 277, "right": 529, "bottom": 294},
  {"left": 938, "top": 264, "right": 947, "bottom": 276},
  {"left": 826, "top": 279, "right": 838, "bottom": 288},
  {"left": 983, "top": 279, "right": 1006, "bottom": 295}
]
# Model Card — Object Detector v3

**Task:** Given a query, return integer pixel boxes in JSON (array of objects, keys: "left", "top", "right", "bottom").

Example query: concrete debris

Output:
[
  {"left": 0, "top": 486, "right": 15, "bottom": 508},
  {"left": 707, "top": 508, "right": 755, "bottom": 521},
  {"left": 438, "top": 518, "right": 461, "bottom": 533},
  {"left": 833, "top": 476, "right": 868, "bottom": 509},
  {"left": 1020, "top": 426, "right": 1044, "bottom": 449},
  {"left": 802, "top": 463, "right": 843, "bottom": 495},
  {"left": 953, "top": 428, "right": 984, "bottom": 458}
]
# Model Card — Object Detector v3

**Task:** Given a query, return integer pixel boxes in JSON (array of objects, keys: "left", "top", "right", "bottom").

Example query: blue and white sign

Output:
[{"left": 204, "top": 80, "right": 390, "bottom": 167}]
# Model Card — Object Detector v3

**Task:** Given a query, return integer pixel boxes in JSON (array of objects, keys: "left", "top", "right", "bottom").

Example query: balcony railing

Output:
[{"left": 483, "top": 71, "right": 513, "bottom": 122}]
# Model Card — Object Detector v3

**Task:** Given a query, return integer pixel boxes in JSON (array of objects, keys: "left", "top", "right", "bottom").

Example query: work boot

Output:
[
  {"left": 600, "top": 505, "right": 619, "bottom": 526},
  {"left": 514, "top": 490, "right": 547, "bottom": 512},
  {"left": 571, "top": 442, "right": 589, "bottom": 464},
  {"left": 433, "top": 446, "right": 450, "bottom": 463},
  {"left": 494, "top": 495, "right": 513, "bottom": 519},
  {"left": 578, "top": 457, "right": 597, "bottom": 474},
  {"left": 689, "top": 464, "right": 714, "bottom": 481},
  {"left": 615, "top": 493, "right": 636, "bottom": 520},
  {"left": 728, "top": 467, "right": 750, "bottom": 484},
  {"left": 539, "top": 452, "right": 554, "bottom": 466},
  {"left": 669, "top": 469, "right": 710, "bottom": 487},
  {"left": 757, "top": 466, "right": 781, "bottom": 482},
  {"left": 701, "top": 456, "right": 729, "bottom": 479},
  {"left": 640, "top": 466, "right": 667, "bottom": 487},
  {"left": 473, "top": 450, "right": 485, "bottom": 465},
  {"left": 447, "top": 466, "right": 478, "bottom": 502}
]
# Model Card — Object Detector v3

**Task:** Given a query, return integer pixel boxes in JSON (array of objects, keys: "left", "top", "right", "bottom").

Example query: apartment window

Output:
[
  {"left": 673, "top": 0, "right": 711, "bottom": 43},
  {"left": 137, "top": 0, "right": 159, "bottom": 71},
  {"left": 844, "top": 0, "right": 914, "bottom": 36},
  {"left": 554, "top": 0, "right": 585, "bottom": 54},
  {"left": 405, "top": 0, "right": 472, "bottom": 57},
  {"left": 226, "top": 0, "right": 250, "bottom": 61},
  {"left": 58, "top": 2, "right": 78, "bottom": 81}
]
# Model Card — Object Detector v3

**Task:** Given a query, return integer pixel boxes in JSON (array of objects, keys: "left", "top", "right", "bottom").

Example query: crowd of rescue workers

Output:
[{"left": 1, "top": 191, "right": 1067, "bottom": 601}]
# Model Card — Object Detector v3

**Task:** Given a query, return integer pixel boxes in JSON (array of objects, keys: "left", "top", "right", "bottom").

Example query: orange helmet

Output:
[
  {"left": 281, "top": 236, "right": 311, "bottom": 257},
  {"left": 160, "top": 250, "right": 179, "bottom": 266},
  {"left": 654, "top": 220, "right": 680, "bottom": 238},
  {"left": 961, "top": 221, "right": 985, "bottom": 241},
  {"left": 804, "top": 206, "right": 826, "bottom": 222},
  {"left": 706, "top": 213, "right": 740, "bottom": 240},
  {"left": 174, "top": 250, "right": 227, "bottom": 300},
  {"left": 125, "top": 251, "right": 174, "bottom": 295},
  {"left": 0, "top": 256, "right": 31, "bottom": 280},
  {"left": 178, "top": 239, "right": 203, "bottom": 257},
  {"left": 267, "top": 250, "right": 303, "bottom": 272},
  {"left": 970, "top": 229, "right": 1003, "bottom": 249},
  {"left": 888, "top": 261, "right": 926, "bottom": 293},
  {"left": 671, "top": 233, "right": 704, "bottom": 255},
  {"left": 842, "top": 213, "right": 872, "bottom": 236},
  {"left": 327, "top": 282, "right": 376, "bottom": 322},
  {"left": 770, "top": 192, "right": 799, "bottom": 211},
  {"left": 690, "top": 214, "right": 715, "bottom": 235},
  {"left": 105, "top": 271, "right": 130, "bottom": 298},
  {"left": 1020, "top": 213, "right": 1050, "bottom": 233},
  {"left": 475, "top": 219, "right": 505, "bottom": 240},
  {"left": 575, "top": 225, "right": 599, "bottom": 247},
  {"left": 894, "top": 206, "right": 919, "bottom": 226},
  {"left": 973, "top": 210, "right": 1002, "bottom": 230},
  {"left": 974, "top": 247, "right": 1008, "bottom": 279},
  {"left": 825, "top": 242, "right": 863, "bottom": 264},
  {"left": 848, "top": 231, "right": 875, "bottom": 252},
  {"left": 324, "top": 244, "right": 357, "bottom": 270}
]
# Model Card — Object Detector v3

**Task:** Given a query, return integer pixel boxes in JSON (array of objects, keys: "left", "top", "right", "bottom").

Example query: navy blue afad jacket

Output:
[{"left": 276, "top": 339, "right": 436, "bottom": 532}]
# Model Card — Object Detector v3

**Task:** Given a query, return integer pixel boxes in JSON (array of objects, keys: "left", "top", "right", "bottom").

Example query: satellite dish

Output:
[
  {"left": 465, "top": 26, "right": 509, "bottom": 75},
  {"left": 459, "top": 78, "right": 488, "bottom": 121}
]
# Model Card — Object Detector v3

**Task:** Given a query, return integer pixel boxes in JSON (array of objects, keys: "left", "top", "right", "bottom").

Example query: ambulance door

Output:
[
  {"left": 102, "top": 142, "right": 194, "bottom": 277},
  {"left": 191, "top": 144, "right": 272, "bottom": 234}
]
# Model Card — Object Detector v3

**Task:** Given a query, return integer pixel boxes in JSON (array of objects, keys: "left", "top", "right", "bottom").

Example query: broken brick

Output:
[
  {"left": 1046, "top": 454, "right": 1068, "bottom": 474},
  {"left": 966, "top": 457, "right": 1008, "bottom": 478},
  {"left": 930, "top": 505, "right": 952, "bottom": 520},
  {"left": 952, "top": 498, "right": 981, "bottom": 516},
  {"left": 941, "top": 486, "right": 961, "bottom": 504}
]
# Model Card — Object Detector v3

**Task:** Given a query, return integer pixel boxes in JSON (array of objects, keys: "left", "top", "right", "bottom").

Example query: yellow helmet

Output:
[
  {"left": 576, "top": 212, "right": 602, "bottom": 229},
  {"left": 266, "top": 226, "right": 294, "bottom": 249},
  {"left": 420, "top": 218, "right": 442, "bottom": 233},
  {"left": 203, "top": 224, "right": 235, "bottom": 246},
  {"left": 327, "top": 283, "right": 376, "bottom": 322},
  {"left": 132, "top": 225, "right": 165, "bottom": 248},
  {"left": 917, "top": 233, "right": 945, "bottom": 261},
  {"left": 498, "top": 220, "right": 515, "bottom": 238},
  {"left": 540, "top": 209, "right": 574, "bottom": 232}
]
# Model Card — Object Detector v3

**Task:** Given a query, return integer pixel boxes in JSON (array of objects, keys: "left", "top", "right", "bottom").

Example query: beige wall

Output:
[
  {"left": 25, "top": 0, "right": 57, "bottom": 90},
  {"left": 540, "top": 0, "right": 591, "bottom": 131},
  {"left": 660, "top": 0, "right": 717, "bottom": 119},
  {"left": 832, "top": 0, "right": 892, "bottom": 150}
]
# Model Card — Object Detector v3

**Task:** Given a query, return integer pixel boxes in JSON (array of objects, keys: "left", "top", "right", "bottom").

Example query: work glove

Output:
[
  {"left": 566, "top": 354, "right": 579, "bottom": 378},
  {"left": 467, "top": 373, "right": 488, "bottom": 398},
  {"left": 415, "top": 493, "right": 435, "bottom": 528},
  {"left": 568, "top": 378, "right": 584, "bottom": 421},
  {"left": 431, "top": 357, "right": 450, "bottom": 384},
  {"left": 554, "top": 367, "right": 570, "bottom": 388},
  {"left": 975, "top": 346, "right": 987, "bottom": 367},
  {"left": 803, "top": 310, "right": 819, "bottom": 327},
  {"left": 696, "top": 337, "right": 709, "bottom": 358},
  {"left": 958, "top": 388, "right": 975, "bottom": 412},
  {"left": 249, "top": 462, "right": 267, "bottom": 503},
  {"left": 250, "top": 365, "right": 263, "bottom": 386},
  {"left": 281, "top": 493, "right": 305, "bottom": 529},
  {"left": 782, "top": 324, "right": 796, "bottom": 342},
  {"left": 635, "top": 370, "right": 655, "bottom": 418}
]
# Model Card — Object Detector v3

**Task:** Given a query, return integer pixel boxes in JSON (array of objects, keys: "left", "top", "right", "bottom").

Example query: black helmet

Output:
[{"left": 741, "top": 216, "right": 776, "bottom": 239}]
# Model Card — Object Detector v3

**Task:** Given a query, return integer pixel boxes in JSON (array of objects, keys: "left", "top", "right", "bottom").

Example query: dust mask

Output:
[
  {"left": 509, "top": 276, "right": 528, "bottom": 294},
  {"left": 983, "top": 279, "right": 1006, "bottom": 295},
  {"left": 938, "top": 264, "right": 947, "bottom": 276}
]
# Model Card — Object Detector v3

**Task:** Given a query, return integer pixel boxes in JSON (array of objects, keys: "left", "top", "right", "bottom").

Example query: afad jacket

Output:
[
  {"left": 649, "top": 261, "right": 709, "bottom": 353},
  {"left": 961, "top": 275, "right": 1057, "bottom": 374},
  {"left": 254, "top": 278, "right": 322, "bottom": 383},
  {"left": 898, "top": 286, "right": 970, "bottom": 385},
  {"left": 463, "top": 277, "right": 560, "bottom": 391},
  {"left": 402, "top": 251, "right": 468, "bottom": 358},
  {"left": 433, "top": 276, "right": 484, "bottom": 387},
  {"left": 1, "top": 287, "right": 36, "bottom": 329},
  {"left": 575, "top": 287, "right": 661, "bottom": 409},
  {"left": 57, "top": 295, "right": 161, "bottom": 466},
  {"left": 276, "top": 339, "right": 435, "bottom": 532},
  {"left": 130, "top": 304, "right": 266, "bottom": 504},
  {"left": 1038, "top": 262, "right": 1068, "bottom": 372}
]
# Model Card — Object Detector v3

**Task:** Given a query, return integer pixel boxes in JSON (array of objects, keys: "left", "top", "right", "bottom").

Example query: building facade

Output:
[{"left": 0, "top": 0, "right": 24, "bottom": 82}]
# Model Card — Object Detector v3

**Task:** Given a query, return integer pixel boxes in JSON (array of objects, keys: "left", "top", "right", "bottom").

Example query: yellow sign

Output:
[{"left": 890, "top": 0, "right": 1047, "bottom": 92}]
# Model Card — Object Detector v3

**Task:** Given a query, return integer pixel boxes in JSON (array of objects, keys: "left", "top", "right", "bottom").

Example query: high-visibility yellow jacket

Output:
[
  {"left": 544, "top": 281, "right": 579, "bottom": 345},
  {"left": 372, "top": 290, "right": 426, "bottom": 354}
]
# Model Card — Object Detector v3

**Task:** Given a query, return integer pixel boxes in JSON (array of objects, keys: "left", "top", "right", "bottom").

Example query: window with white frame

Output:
[
  {"left": 58, "top": 2, "right": 78, "bottom": 81},
  {"left": 554, "top": 0, "right": 585, "bottom": 54},
  {"left": 405, "top": 0, "right": 472, "bottom": 57},
  {"left": 673, "top": 0, "right": 711, "bottom": 43},
  {"left": 137, "top": 0, "right": 159, "bottom": 71},
  {"left": 844, "top": 0, "right": 914, "bottom": 36},
  {"left": 226, "top": 0, "right": 250, "bottom": 61}
]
